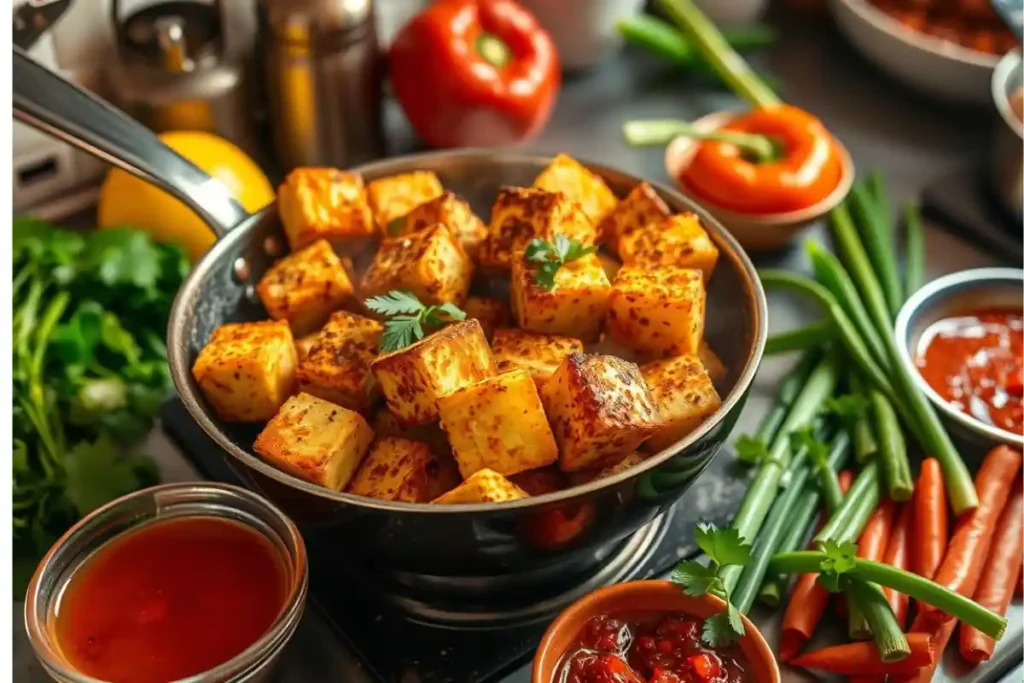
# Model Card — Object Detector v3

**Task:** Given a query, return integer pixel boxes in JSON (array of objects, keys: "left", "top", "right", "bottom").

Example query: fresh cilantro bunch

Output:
[
  {"left": 13, "top": 218, "right": 189, "bottom": 594},
  {"left": 364, "top": 290, "right": 467, "bottom": 352},
  {"left": 524, "top": 234, "right": 597, "bottom": 290},
  {"left": 671, "top": 523, "right": 752, "bottom": 647}
]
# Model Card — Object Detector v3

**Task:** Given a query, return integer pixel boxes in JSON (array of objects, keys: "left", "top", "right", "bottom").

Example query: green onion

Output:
[
  {"left": 617, "top": 15, "right": 777, "bottom": 66},
  {"left": 902, "top": 202, "right": 925, "bottom": 300},
  {"left": 848, "top": 579, "right": 910, "bottom": 661},
  {"left": 815, "top": 460, "right": 882, "bottom": 547},
  {"left": 753, "top": 349, "right": 822, "bottom": 445},
  {"left": 869, "top": 389, "right": 913, "bottom": 501},
  {"left": 623, "top": 120, "right": 776, "bottom": 162},
  {"left": 812, "top": 441, "right": 845, "bottom": 513},
  {"left": 850, "top": 374, "right": 878, "bottom": 463},
  {"left": 849, "top": 182, "right": 902, "bottom": 318},
  {"left": 765, "top": 321, "right": 831, "bottom": 356},
  {"left": 829, "top": 205, "right": 896, "bottom": 338}
]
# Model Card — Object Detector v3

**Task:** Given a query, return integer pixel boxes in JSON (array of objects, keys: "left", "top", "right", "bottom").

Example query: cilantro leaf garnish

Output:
[
  {"left": 695, "top": 522, "right": 752, "bottom": 568},
  {"left": 524, "top": 234, "right": 597, "bottom": 290},
  {"left": 365, "top": 291, "right": 467, "bottom": 353},
  {"left": 734, "top": 434, "right": 770, "bottom": 465},
  {"left": 816, "top": 539, "right": 859, "bottom": 592}
]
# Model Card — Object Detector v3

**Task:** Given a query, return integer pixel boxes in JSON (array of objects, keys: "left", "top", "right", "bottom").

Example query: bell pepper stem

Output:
[
  {"left": 623, "top": 119, "right": 776, "bottom": 163},
  {"left": 476, "top": 33, "right": 511, "bottom": 68}
]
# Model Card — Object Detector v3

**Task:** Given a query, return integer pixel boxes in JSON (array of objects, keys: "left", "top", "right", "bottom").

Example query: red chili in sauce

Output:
[
  {"left": 559, "top": 613, "right": 753, "bottom": 683},
  {"left": 55, "top": 516, "right": 287, "bottom": 683},
  {"left": 915, "top": 309, "right": 1024, "bottom": 435}
]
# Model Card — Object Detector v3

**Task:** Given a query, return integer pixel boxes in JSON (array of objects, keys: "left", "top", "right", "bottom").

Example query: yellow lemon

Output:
[{"left": 97, "top": 131, "right": 275, "bottom": 261}]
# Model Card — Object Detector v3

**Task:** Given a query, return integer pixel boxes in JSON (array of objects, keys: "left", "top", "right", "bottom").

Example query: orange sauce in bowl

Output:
[{"left": 55, "top": 516, "right": 287, "bottom": 683}]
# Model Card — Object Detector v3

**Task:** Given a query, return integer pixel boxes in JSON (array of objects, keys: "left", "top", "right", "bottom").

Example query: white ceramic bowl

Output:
[{"left": 517, "top": 0, "right": 645, "bottom": 72}]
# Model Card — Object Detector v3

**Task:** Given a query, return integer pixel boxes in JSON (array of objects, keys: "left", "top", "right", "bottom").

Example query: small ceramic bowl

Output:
[
  {"left": 894, "top": 267, "right": 1024, "bottom": 453},
  {"left": 665, "top": 111, "right": 855, "bottom": 252},
  {"left": 532, "top": 580, "right": 780, "bottom": 682}
]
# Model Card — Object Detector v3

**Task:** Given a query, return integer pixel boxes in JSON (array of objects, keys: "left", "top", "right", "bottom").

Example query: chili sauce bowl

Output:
[
  {"left": 665, "top": 111, "right": 855, "bottom": 252},
  {"left": 894, "top": 267, "right": 1024, "bottom": 452},
  {"left": 532, "top": 579, "right": 780, "bottom": 682},
  {"left": 25, "top": 483, "right": 308, "bottom": 683}
]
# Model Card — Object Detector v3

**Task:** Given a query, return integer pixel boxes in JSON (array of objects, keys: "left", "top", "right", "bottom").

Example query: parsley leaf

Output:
[
  {"left": 365, "top": 290, "right": 427, "bottom": 316},
  {"left": 366, "top": 291, "right": 467, "bottom": 353},
  {"left": 672, "top": 560, "right": 718, "bottom": 597},
  {"left": 734, "top": 434, "right": 770, "bottom": 465},
  {"left": 524, "top": 234, "right": 597, "bottom": 290},
  {"left": 817, "top": 539, "right": 859, "bottom": 592},
  {"left": 63, "top": 436, "right": 148, "bottom": 517},
  {"left": 695, "top": 522, "right": 752, "bottom": 568}
]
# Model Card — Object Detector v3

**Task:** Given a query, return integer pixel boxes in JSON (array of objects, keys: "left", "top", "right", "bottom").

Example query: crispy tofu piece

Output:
[
  {"left": 253, "top": 392, "right": 374, "bottom": 490},
  {"left": 437, "top": 369, "right": 559, "bottom": 478},
  {"left": 532, "top": 154, "right": 618, "bottom": 228},
  {"left": 296, "top": 311, "right": 382, "bottom": 412},
  {"left": 509, "top": 466, "right": 567, "bottom": 496},
  {"left": 366, "top": 171, "right": 445, "bottom": 236},
  {"left": 295, "top": 332, "right": 321, "bottom": 362},
  {"left": 618, "top": 213, "right": 719, "bottom": 279},
  {"left": 598, "top": 181, "right": 672, "bottom": 250},
  {"left": 491, "top": 328, "right": 584, "bottom": 390},
  {"left": 371, "top": 320, "right": 498, "bottom": 426},
  {"left": 256, "top": 239, "right": 355, "bottom": 336},
  {"left": 464, "top": 296, "right": 512, "bottom": 341},
  {"left": 641, "top": 355, "right": 722, "bottom": 453},
  {"left": 360, "top": 224, "right": 473, "bottom": 306},
  {"left": 540, "top": 353, "right": 661, "bottom": 471},
  {"left": 698, "top": 341, "right": 727, "bottom": 383},
  {"left": 569, "top": 451, "right": 649, "bottom": 486},
  {"left": 510, "top": 253, "right": 610, "bottom": 342},
  {"left": 346, "top": 436, "right": 460, "bottom": 503},
  {"left": 606, "top": 266, "right": 706, "bottom": 358},
  {"left": 432, "top": 468, "right": 530, "bottom": 505},
  {"left": 370, "top": 408, "right": 452, "bottom": 456},
  {"left": 277, "top": 168, "right": 374, "bottom": 251},
  {"left": 479, "top": 188, "right": 597, "bottom": 271},
  {"left": 191, "top": 320, "right": 297, "bottom": 422},
  {"left": 398, "top": 191, "right": 488, "bottom": 257}
]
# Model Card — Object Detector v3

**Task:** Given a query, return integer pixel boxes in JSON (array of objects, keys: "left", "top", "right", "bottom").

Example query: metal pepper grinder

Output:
[{"left": 258, "top": 0, "right": 385, "bottom": 170}]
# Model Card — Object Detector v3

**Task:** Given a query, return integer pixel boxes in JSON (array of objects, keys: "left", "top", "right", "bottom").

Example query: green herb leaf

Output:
[
  {"left": 365, "top": 290, "right": 427, "bottom": 317},
  {"left": 695, "top": 523, "right": 752, "bottom": 569},
  {"left": 672, "top": 560, "right": 719, "bottom": 597},
  {"left": 79, "top": 228, "right": 163, "bottom": 290},
  {"left": 369, "top": 291, "right": 467, "bottom": 353},
  {"left": 734, "top": 434, "right": 769, "bottom": 465},
  {"left": 524, "top": 234, "right": 596, "bottom": 290},
  {"left": 817, "top": 539, "right": 859, "bottom": 592},
  {"left": 63, "top": 436, "right": 144, "bottom": 517},
  {"left": 702, "top": 612, "right": 741, "bottom": 648},
  {"left": 826, "top": 394, "right": 869, "bottom": 424},
  {"left": 726, "top": 602, "right": 746, "bottom": 638}
]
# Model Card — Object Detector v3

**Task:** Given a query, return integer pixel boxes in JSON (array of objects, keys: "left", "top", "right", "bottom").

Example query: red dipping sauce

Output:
[
  {"left": 915, "top": 309, "right": 1024, "bottom": 435},
  {"left": 55, "top": 516, "right": 287, "bottom": 683},
  {"left": 559, "top": 613, "right": 753, "bottom": 683}
]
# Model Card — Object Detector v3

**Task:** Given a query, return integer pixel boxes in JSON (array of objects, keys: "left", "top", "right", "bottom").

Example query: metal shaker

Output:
[{"left": 259, "top": 0, "right": 385, "bottom": 170}]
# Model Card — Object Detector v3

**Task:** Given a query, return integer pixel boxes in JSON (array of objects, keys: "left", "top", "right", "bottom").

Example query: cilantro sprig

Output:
[
  {"left": 671, "top": 523, "right": 752, "bottom": 647},
  {"left": 524, "top": 234, "right": 597, "bottom": 290},
  {"left": 734, "top": 434, "right": 770, "bottom": 465},
  {"left": 364, "top": 290, "right": 466, "bottom": 353}
]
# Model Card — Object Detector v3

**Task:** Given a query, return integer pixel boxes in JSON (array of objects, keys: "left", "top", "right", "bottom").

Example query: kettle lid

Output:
[{"left": 264, "top": 0, "right": 373, "bottom": 45}]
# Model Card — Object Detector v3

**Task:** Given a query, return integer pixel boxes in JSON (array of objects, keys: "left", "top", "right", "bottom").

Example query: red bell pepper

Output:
[{"left": 389, "top": 0, "right": 560, "bottom": 149}]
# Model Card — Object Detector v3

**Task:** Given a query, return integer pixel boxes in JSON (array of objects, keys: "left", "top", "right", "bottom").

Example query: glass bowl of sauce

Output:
[{"left": 25, "top": 482, "right": 307, "bottom": 683}]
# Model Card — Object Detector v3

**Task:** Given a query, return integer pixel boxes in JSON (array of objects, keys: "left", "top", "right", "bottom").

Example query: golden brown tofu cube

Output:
[
  {"left": 532, "top": 154, "right": 618, "bottom": 228},
  {"left": 371, "top": 320, "right": 498, "bottom": 426},
  {"left": 295, "top": 332, "right": 320, "bottom": 362},
  {"left": 346, "top": 436, "right": 460, "bottom": 503},
  {"left": 256, "top": 239, "right": 355, "bottom": 336},
  {"left": 278, "top": 168, "right": 374, "bottom": 251},
  {"left": 432, "top": 468, "right": 530, "bottom": 505},
  {"left": 360, "top": 224, "right": 473, "bottom": 306},
  {"left": 253, "top": 392, "right": 374, "bottom": 490},
  {"left": 479, "top": 188, "right": 597, "bottom": 272},
  {"left": 296, "top": 311, "right": 382, "bottom": 412},
  {"left": 569, "top": 452, "right": 649, "bottom": 486},
  {"left": 398, "top": 191, "right": 488, "bottom": 257},
  {"left": 491, "top": 328, "right": 584, "bottom": 390},
  {"left": 366, "top": 171, "right": 445, "bottom": 236},
  {"left": 464, "top": 296, "right": 512, "bottom": 341},
  {"left": 191, "top": 320, "right": 297, "bottom": 422},
  {"left": 510, "top": 253, "right": 610, "bottom": 342},
  {"left": 698, "top": 341, "right": 727, "bottom": 383},
  {"left": 437, "top": 369, "right": 559, "bottom": 478},
  {"left": 606, "top": 266, "right": 706, "bottom": 358},
  {"left": 641, "top": 355, "right": 722, "bottom": 452},
  {"left": 540, "top": 353, "right": 661, "bottom": 471},
  {"left": 370, "top": 408, "right": 452, "bottom": 456},
  {"left": 598, "top": 181, "right": 672, "bottom": 250},
  {"left": 618, "top": 213, "right": 719, "bottom": 279},
  {"left": 597, "top": 253, "right": 622, "bottom": 282}
]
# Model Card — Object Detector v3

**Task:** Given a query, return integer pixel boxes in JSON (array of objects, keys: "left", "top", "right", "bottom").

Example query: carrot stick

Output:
[
  {"left": 918, "top": 445, "right": 1023, "bottom": 625},
  {"left": 883, "top": 502, "right": 913, "bottom": 629},
  {"left": 849, "top": 497, "right": 897, "bottom": 637},
  {"left": 912, "top": 457, "right": 948, "bottom": 581},
  {"left": 790, "top": 633, "right": 934, "bottom": 675},
  {"left": 959, "top": 472, "right": 1024, "bottom": 663},
  {"left": 889, "top": 613, "right": 956, "bottom": 683}
]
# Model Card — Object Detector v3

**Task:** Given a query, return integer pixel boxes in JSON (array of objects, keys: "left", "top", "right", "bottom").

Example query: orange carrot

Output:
[
  {"left": 959, "top": 472, "right": 1024, "bottom": 663},
  {"left": 918, "top": 445, "right": 1023, "bottom": 625},
  {"left": 912, "top": 458, "right": 948, "bottom": 581},
  {"left": 790, "top": 633, "right": 935, "bottom": 675},
  {"left": 858, "top": 498, "right": 897, "bottom": 562},
  {"left": 883, "top": 502, "right": 914, "bottom": 629},
  {"left": 889, "top": 613, "right": 957, "bottom": 683}
]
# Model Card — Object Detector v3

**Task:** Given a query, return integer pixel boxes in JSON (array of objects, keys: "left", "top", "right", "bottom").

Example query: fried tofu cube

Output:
[
  {"left": 366, "top": 171, "right": 445, "bottom": 236},
  {"left": 295, "top": 332, "right": 321, "bottom": 362},
  {"left": 641, "top": 355, "right": 722, "bottom": 452},
  {"left": 698, "top": 341, "right": 727, "bottom": 383},
  {"left": 253, "top": 392, "right": 374, "bottom": 490},
  {"left": 370, "top": 408, "right": 452, "bottom": 456},
  {"left": 360, "top": 224, "right": 473, "bottom": 306},
  {"left": 371, "top": 320, "right": 498, "bottom": 426},
  {"left": 606, "top": 266, "right": 706, "bottom": 358},
  {"left": 256, "top": 239, "right": 355, "bottom": 336},
  {"left": 398, "top": 191, "right": 488, "bottom": 257},
  {"left": 296, "top": 311, "right": 382, "bottom": 412},
  {"left": 464, "top": 296, "right": 512, "bottom": 341},
  {"left": 437, "top": 369, "right": 559, "bottom": 478},
  {"left": 532, "top": 154, "right": 618, "bottom": 228},
  {"left": 618, "top": 213, "right": 719, "bottom": 279},
  {"left": 569, "top": 452, "right": 649, "bottom": 486},
  {"left": 432, "top": 468, "right": 530, "bottom": 505},
  {"left": 479, "top": 188, "right": 597, "bottom": 271},
  {"left": 598, "top": 181, "right": 672, "bottom": 250},
  {"left": 278, "top": 168, "right": 374, "bottom": 251},
  {"left": 491, "top": 328, "right": 584, "bottom": 390},
  {"left": 191, "top": 320, "right": 297, "bottom": 422},
  {"left": 540, "top": 353, "right": 661, "bottom": 471},
  {"left": 346, "top": 436, "right": 460, "bottom": 503},
  {"left": 510, "top": 253, "right": 610, "bottom": 342}
]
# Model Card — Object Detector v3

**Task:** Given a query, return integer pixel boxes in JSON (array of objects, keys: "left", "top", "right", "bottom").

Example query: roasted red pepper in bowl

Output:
[{"left": 389, "top": 0, "right": 560, "bottom": 149}]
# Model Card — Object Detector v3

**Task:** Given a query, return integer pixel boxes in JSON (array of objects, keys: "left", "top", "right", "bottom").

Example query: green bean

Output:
[
  {"left": 849, "top": 182, "right": 902, "bottom": 317},
  {"left": 815, "top": 460, "right": 882, "bottom": 547},
  {"left": 869, "top": 389, "right": 914, "bottom": 501},
  {"left": 764, "top": 321, "right": 831, "bottom": 356},
  {"left": 903, "top": 202, "right": 925, "bottom": 300}
]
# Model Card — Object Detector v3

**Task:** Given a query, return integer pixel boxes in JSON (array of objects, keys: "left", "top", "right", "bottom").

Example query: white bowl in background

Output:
[{"left": 518, "top": 0, "right": 645, "bottom": 72}]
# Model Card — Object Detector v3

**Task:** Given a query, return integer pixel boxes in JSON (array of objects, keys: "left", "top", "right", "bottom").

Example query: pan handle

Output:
[{"left": 12, "top": 48, "right": 248, "bottom": 237}]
